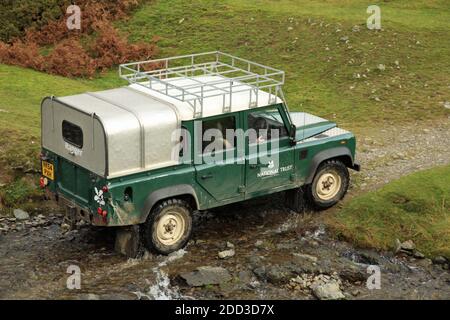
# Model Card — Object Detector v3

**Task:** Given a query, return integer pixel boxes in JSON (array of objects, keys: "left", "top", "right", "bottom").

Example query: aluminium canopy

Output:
[{"left": 41, "top": 76, "right": 282, "bottom": 178}]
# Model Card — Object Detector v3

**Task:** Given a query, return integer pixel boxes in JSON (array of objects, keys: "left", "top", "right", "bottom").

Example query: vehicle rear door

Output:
[{"left": 194, "top": 113, "right": 245, "bottom": 202}]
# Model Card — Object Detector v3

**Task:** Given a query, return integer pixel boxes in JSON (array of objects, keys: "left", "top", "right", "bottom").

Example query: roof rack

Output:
[{"left": 119, "top": 51, "right": 285, "bottom": 118}]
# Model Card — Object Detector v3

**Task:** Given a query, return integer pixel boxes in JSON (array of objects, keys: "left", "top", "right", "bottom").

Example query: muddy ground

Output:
[{"left": 0, "top": 120, "right": 449, "bottom": 300}]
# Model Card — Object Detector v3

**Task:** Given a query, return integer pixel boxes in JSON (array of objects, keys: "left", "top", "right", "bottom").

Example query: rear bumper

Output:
[
  {"left": 350, "top": 162, "right": 361, "bottom": 172},
  {"left": 46, "top": 190, "right": 108, "bottom": 226}
]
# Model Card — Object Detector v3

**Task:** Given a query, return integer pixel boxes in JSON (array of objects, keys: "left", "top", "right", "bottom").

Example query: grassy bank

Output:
[
  {"left": 327, "top": 165, "right": 450, "bottom": 258},
  {"left": 120, "top": 0, "right": 450, "bottom": 127}
]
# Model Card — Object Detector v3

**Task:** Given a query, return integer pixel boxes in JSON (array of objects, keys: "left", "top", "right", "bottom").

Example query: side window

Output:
[
  {"left": 202, "top": 115, "right": 236, "bottom": 153},
  {"left": 62, "top": 120, "right": 83, "bottom": 148},
  {"left": 247, "top": 108, "right": 288, "bottom": 144}
]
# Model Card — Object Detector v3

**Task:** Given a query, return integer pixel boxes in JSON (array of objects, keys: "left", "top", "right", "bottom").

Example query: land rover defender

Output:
[{"left": 40, "top": 52, "right": 360, "bottom": 255}]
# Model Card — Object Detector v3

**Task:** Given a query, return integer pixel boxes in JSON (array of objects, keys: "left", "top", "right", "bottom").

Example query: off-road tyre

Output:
[
  {"left": 142, "top": 199, "right": 193, "bottom": 255},
  {"left": 306, "top": 159, "right": 349, "bottom": 210}
]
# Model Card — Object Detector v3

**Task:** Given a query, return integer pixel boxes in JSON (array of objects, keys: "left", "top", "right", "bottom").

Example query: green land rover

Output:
[{"left": 40, "top": 52, "right": 360, "bottom": 255}]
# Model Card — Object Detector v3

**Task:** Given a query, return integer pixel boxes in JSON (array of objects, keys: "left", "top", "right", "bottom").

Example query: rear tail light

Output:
[
  {"left": 97, "top": 207, "right": 108, "bottom": 218},
  {"left": 39, "top": 177, "right": 48, "bottom": 188}
]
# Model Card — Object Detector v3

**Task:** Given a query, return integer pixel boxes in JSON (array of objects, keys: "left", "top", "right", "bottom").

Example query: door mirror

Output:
[
  {"left": 289, "top": 124, "right": 297, "bottom": 145},
  {"left": 290, "top": 123, "right": 296, "bottom": 138}
]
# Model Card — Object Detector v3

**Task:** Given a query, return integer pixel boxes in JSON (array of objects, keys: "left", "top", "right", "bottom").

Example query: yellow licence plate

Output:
[{"left": 42, "top": 161, "right": 54, "bottom": 180}]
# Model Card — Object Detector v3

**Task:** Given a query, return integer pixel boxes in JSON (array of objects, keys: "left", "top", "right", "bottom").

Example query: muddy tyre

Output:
[
  {"left": 306, "top": 159, "right": 349, "bottom": 210},
  {"left": 142, "top": 199, "right": 192, "bottom": 255}
]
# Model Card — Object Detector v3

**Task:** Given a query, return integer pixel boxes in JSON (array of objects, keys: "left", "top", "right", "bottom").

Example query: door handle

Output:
[{"left": 201, "top": 174, "right": 213, "bottom": 180}]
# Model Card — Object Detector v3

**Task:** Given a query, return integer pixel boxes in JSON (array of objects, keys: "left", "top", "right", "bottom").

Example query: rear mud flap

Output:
[
  {"left": 115, "top": 225, "right": 144, "bottom": 258},
  {"left": 63, "top": 204, "right": 77, "bottom": 230},
  {"left": 285, "top": 186, "right": 307, "bottom": 213}
]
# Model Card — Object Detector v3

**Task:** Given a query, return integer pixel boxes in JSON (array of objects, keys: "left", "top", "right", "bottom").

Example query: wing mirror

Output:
[{"left": 289, "top": 124, "right": 297, "bottom": 145}]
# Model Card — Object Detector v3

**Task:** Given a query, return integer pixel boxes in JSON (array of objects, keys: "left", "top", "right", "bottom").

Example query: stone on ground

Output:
[
  {"left": 13, "top": 209, "right": 29, "bottom": 221},
  {"left": 311, "top": 280, "right": 345, "bottom": 300},
  {"left": 180, "top": 266, "right": 232, "bottom": 287}
]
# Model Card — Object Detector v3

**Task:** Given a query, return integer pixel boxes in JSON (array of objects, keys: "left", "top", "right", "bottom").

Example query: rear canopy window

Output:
[{"left": 62, "top": 120, "right": 83, "bottom": 148}]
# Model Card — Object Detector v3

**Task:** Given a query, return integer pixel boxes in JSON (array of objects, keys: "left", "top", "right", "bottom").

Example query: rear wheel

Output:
[
  {"left": 307, "top": 160, "right": 349, "bottom": 209},
  {"left": 142, "top": 199, "right": 192, "bottom": 255}
]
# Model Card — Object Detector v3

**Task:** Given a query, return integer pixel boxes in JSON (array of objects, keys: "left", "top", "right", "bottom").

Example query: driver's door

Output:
[{"left": 245, "top": 106, "right": 295, "bottom": 196}]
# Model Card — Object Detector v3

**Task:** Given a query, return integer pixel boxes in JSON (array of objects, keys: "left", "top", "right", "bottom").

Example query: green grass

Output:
[
  {"left": 1, "top": 178, "right": 37, "bottom": 207},
  {"left": 119, "top": 0, "right": 450, "bottom": 127},
  {"left": 327, "top": 165, "right": 450, "bottom": 258}
]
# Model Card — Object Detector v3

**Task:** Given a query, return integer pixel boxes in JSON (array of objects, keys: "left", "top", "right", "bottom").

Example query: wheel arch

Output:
[
  {"left": 305, "top": 146, "right": 354, "bottom": 184},
  {"left": 140, "top": 185, "right": 199, "bottom": 223}
]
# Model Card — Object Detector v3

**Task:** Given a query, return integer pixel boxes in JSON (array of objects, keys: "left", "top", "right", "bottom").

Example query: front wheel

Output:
[
  {"left": 306, "top": 160, "right": 349, "bottom": 209},
  {"left": 142, "top": 199, "right": 193, "bottom": 255}
]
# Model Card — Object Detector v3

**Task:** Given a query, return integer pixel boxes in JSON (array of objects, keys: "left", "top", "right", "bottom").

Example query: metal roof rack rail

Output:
[{"left": 119, "top": 51, "right": 285, "bottom": 118}]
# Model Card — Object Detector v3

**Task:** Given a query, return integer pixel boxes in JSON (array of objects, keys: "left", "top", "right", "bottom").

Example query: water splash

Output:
[{"left": 133, "top": 249, "right": 191, "bottom": 300}]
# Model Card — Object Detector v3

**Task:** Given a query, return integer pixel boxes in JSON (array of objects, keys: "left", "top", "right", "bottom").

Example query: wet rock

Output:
[
  {"left": 76, "top": 293, "right": 101, "bottom": 300},
  {"left": 338, "top": 264, "right": 366, "bottom": 283},
  {"left": 413, "top": 251, "right": 425, "bottom": 259},
  {"left": 276, "top": 242, "right": 296, "bottom": 250},
  {"left": 255, "top": 240, "right": 264, "bottom": 248},
  {"left": 416, "top": 258, "right": 433, "bottom": 269},
  {"left": 311, "top": 280, "right": 345, "bottom": 300},
  {"left": 266, "top": 265, "right": 292, "bottom": 285},
  {"left": 351, "top": 289, "right": 360, "bottom": 297},
  {"left": 218, "top": 249, "right": 235, "bottom": 259},
  {"left": 60, "top": 223, "right": 71, "bottom": 234},
  {"left": 180, "top": 267, "right": 232, "bottom": 287},
  {"left": 358, "top": 251, "right": 380, "bottom": 265},
  {"left": 100, "top": 292, "right": 139, "bottom": 300},
  {"left": 13, "top": 209, "right": 29, "bottom": 221},
  {"left": 238, "top": 271, "right": 255, "bottom": 285},
  {"left": 252, "top": 266, "right": 267, "bottom": 280},
  {"left": 432, "top": 256, "right": 447, "bottom": 265},
  {"left": 293, "top": 253, "right": 318, "bottom": 263},
  {"left": 289, "top": 256, "right": 322, "bottom": 275},
  {"left": 384, "top": 261, "right": 402, "bottom": 273},
  {"left": 248, "top": 255, "right": 265, "bottom": 269}
]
